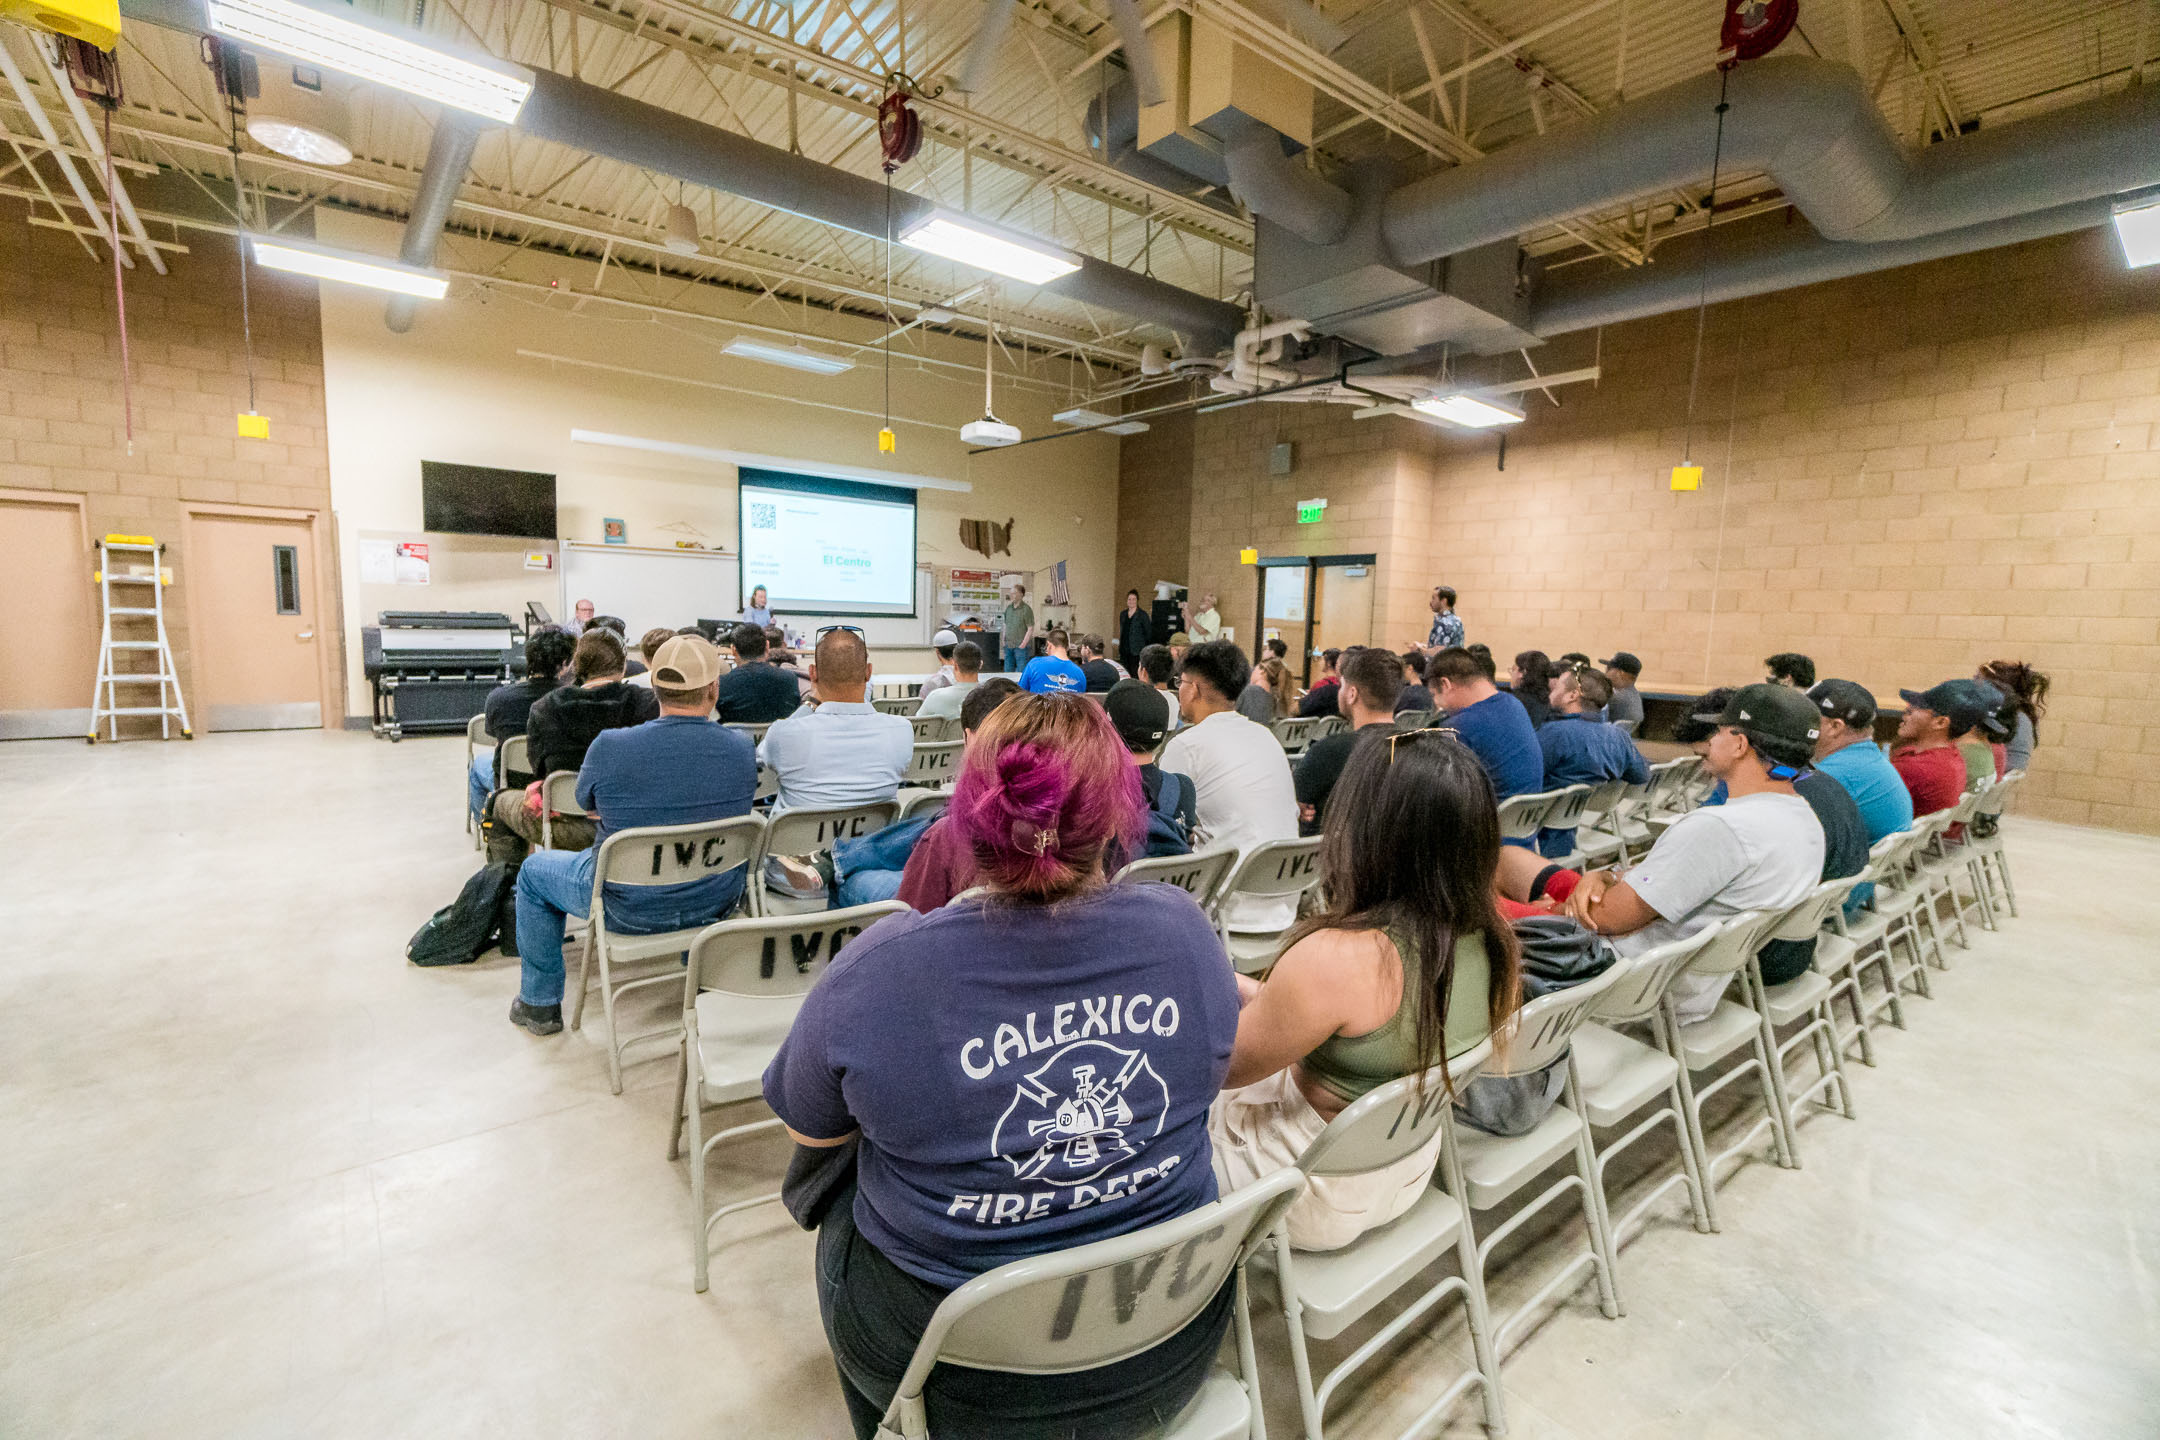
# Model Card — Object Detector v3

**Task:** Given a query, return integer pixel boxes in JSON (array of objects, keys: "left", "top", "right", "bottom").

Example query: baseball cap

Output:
[
  {"left": 1898, "top": 679, "right": 1994, "bottom": 736},
  {"left": 651, "top": 634, "right": 722, "bottom": 689},
  {"left": 1103, "top": 678, "right": 1170, "bottom": 751},
  {"left": 1808, "top": 679, "right": 1878, "bottom": 729},
  {"left": 1693, "top": 682, "right": 1821, "bottom": 748},
  {"left": 932, "top": 628, "right": 959, "bottom": 648},
  {"left": 1599, "top": 651, "right": 1641, "bottom": 675},
  {"left": 1168, "top": 631, "right": 1191, "bottom": 647}
]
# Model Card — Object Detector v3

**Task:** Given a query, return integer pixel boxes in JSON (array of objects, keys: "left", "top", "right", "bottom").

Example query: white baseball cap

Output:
[{"left": 933, "top": 629, "right": 959, "bottom": 647}]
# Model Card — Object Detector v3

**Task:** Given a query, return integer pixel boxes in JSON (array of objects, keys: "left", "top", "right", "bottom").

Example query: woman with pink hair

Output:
[{"left": 764, "top": 693, "right": 1241, "bottom": 1439}]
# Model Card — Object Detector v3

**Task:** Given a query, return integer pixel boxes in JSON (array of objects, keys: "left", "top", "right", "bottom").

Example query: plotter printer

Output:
[{"left": 363, "top": 611, "right": 523, "bottom": 740}]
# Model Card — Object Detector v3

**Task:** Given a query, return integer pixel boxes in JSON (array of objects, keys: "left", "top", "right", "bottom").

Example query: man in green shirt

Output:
[{"left": 1000, "top": 583, "right": 1036, "bottom": 674}]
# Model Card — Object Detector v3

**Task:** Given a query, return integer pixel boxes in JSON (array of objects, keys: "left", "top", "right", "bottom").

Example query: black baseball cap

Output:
[
  {"left": 1103, "top": 679, "right": 1169, "bottom": 751},
  {"left": 1808, "top": 679, "right": 1878, "bottom": 729},
  {"left": 1599, "top": 652, "right": 1641, "bottom": 675},
  {"left": 1693, "top": 682, "right": 1822, "bottom": 749},
  {"left": 1899, "top": 680, "right": 1994, "bottom": 736}
]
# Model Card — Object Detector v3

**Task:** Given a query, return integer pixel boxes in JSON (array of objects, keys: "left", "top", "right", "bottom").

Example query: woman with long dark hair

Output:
[
  {"left": 1977, "top": 660, "right": 2049, "bottom": 773},
  {"left": 766, "top": 693, "right": 1240, "bottom": 1438},
  {"left": 1511, "top": 650, "right": 1557, "bottom": 727},
  {"left": 1210, "top": 729, "right": 1522, "bottom": 1250}
]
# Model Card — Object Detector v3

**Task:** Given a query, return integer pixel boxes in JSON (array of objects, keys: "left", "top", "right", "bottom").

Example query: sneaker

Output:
[{"left": 509, "top": 998, "right": 562, "bottom": 1035}]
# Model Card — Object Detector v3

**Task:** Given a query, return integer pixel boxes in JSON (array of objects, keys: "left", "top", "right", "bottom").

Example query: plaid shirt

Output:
[{"left": 1427, "top": 612, "right": 1465, "bottom": 649}]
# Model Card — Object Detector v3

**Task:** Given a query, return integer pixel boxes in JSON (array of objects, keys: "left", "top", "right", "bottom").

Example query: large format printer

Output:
[{"left": 363, "top": 611, "right": 522, "bottom": 740}]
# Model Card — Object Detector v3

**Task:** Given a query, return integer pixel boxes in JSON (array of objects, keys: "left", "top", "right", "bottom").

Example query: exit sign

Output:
[{"left": 1297, "top": 497, "right": 1327, "bottom": 523}]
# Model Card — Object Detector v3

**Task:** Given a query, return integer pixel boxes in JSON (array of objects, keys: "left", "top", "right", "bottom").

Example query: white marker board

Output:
[{"left": 559, "top": 543, "right": 739, "bottom": 638}]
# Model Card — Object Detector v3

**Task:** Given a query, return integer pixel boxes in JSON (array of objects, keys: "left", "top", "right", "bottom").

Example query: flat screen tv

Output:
[{"left": 421, "top": 461, "right": 557, "bottom": 539}]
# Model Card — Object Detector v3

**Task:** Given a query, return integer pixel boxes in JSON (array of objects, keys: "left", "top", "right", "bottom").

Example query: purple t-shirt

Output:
[{"left": 764, "top": 883, "right": 1239, "bottom": 1289}]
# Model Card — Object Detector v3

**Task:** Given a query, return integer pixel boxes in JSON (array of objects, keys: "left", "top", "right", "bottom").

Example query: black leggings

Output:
[{"left": 813, "top": 1181, "right": 1234, "bottom": 1440}]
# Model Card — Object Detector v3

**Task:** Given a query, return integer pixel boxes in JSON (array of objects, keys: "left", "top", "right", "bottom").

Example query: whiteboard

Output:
[{"left": 559, "top": 543, "right": 739, "bottom": 639}]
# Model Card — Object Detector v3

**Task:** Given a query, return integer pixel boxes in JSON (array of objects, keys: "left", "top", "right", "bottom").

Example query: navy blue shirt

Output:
[
  {"left": 765, "top": 884, "right": 1239, "bottom": 1288},
  {"left": 714, "top": 660, "right": 803, "bottom": 724},
  {"left": 576, "top": 716, "right": 758, "bottom": 929},
  {"left": 1443, "top": 691, "right": 1545, "bottom": 844},
  {"left": 1536, "top": 712, "right": 1651, "bottom": 858}
]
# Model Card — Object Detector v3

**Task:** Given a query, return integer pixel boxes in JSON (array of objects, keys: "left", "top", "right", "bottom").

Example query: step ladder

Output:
[{"left": 89, "top": 535, "right": 192, "bottom": 742}]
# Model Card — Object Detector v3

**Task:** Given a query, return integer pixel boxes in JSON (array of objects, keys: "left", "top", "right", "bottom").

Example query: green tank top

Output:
[{"left": 1300, "top": 927, "right": 1494, "bottom": 1105}]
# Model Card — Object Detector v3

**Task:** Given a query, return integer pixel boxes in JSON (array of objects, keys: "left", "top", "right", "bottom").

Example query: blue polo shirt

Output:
[
  {"left": 1442, "top": 691, "right": 1544, "bottom": 847},
  {"left": 1536, "top": 713, "right": 1650, "bottom": 858},
  {"left": 576, "top": 716, "right": 758, "bottom": 928},
  {"left": 1019, "top": 654, "right": 1087, "bottom": 694}
]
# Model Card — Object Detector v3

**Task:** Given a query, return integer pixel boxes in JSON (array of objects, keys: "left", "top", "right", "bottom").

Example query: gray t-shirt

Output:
[
  {"left": 1236, "top": 682, "right": 1278, "bottom": 726},
  {"left": 1606, "top": 685, "right": 1645, "bottom": 728},
  {"left": 1616, "top": 792, "right": 1824, "bottom": 1022}
]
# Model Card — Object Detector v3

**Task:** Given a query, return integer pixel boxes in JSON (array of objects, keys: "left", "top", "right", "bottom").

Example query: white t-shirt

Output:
[
  {"left": 1160, "top": 710, "right": 1299, "bottom": 931},
  {"left": 1616, "top": 792, "right": 1824, "bottom": 1022},
  {"left": 1189, "top": 606, "right": 1222, "bottom": 641}
]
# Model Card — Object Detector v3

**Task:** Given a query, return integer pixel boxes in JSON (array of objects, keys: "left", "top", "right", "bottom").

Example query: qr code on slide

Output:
[{"left": 749, "top": 502, "right": 777, "bottom": 530}]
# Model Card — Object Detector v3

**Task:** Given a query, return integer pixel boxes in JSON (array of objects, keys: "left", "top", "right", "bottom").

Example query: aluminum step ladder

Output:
[{"left": 89, "top": 535, "right": 192, "bottom": 742}]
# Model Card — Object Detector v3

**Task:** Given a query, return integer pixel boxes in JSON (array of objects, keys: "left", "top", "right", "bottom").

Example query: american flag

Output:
[{"left": 1047, "top": 560, "right": 1070, "bottom": 606}]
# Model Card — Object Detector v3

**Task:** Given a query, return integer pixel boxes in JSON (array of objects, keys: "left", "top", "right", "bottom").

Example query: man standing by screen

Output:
[{"left": 1000, "top": 582, "right": 1035, "bottom": 675}]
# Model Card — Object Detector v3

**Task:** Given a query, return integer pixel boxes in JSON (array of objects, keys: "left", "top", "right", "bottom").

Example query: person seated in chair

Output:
[
  {"left": 1018, "top": 627, "right": 1086, "bottom": 695},
  {"left": 914, "top": 641, "right": 984, "bottom": 724},
  {"left": 1535, "top": 665, "right": 1649, "bottom": 859},
  {"left": 838, "top": 678, "right": 1019, "bottom": 910},
  {"left": 765, "top": 695, "right": 1241, "bottom": 1439},
  {"left": 714, "top": 622, "right": 804, "bottom": 725},
  {"left": 1160, "top": 641, "right": 1299, "bottom": 933},
  {"left": 1294, "top": 647, "right": 1402, "bottom": 834},
  {"left": 1427, "top": 646, "right": 1544, "bottom": 841},
  {"left": 468, "top": 625, "right": 574, "bottom": 825},
  {"left": 490, "top": 628, "right": 659, "bottom": 858},
  {"left": 508, "top": 636, "right": 757, "bottom": 1036},
  {"left": 1213, "top": 730, "right": 1523, "bottom": 1251},
  {"left": 758, "top": 629, "right": 914, "bottom": 898}
]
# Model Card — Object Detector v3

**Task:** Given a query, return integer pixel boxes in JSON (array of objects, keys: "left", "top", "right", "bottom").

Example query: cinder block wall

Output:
[
  {"left": 1119, "top": 225, "right": 2160, "bottom": 834},
  {"left": 1115, "top": 407, "right": 1196, "bottom": 604},
  {"left": 1, "top": 208, "right": 335, "bottom": 729}
]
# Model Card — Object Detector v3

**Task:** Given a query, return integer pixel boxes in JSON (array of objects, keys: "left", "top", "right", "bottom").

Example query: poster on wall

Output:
[
  {"left": 358, "top": 538, "right": 396, "bottom": 586},
  {"left": 395, "top": 542, "right": 431, "bottom": 585},
  {"left": 603, "top": 518, "right": 628, "bottom": 545},
  {"left": 1263, "top": 565, "right": 1305, "bottom": 623},
  {"left": 946, "top": 567, "right": 1002, "bottom": 620}
]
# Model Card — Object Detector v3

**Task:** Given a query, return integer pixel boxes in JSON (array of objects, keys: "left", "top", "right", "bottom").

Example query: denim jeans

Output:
[
  {"left": 1002, "top": 646, "right": 1027, "bottom": 675},
  {"left": 516, "top": 847, "right": 595, "bottom": 1007},
  {"left": 467, "top": 751, "right": 495, "bottom": 825},
  {"left": 834, "top": 868, "right": 904, "bottom": 907}
]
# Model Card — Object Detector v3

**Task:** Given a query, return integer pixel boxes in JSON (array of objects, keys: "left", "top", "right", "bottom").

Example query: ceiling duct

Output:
[{"left": 382, "top": 115, "right": 480, "bottom": 333}]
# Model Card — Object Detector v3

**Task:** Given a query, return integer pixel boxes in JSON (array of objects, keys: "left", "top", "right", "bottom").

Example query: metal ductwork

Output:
[
  {"left": 384, "top": 116, "right": 481, "bottom": 333},
  {"left": 1084, "top": 78, "right": 1231, "bottom": 196},
  {"left": 1383, "top": 55, "right": 2160, "bottom": 268},
  {"left": 1531, "top": 199, "right": 2116, "bottom": 337},
  {"left": 1223, "top": 121, "right": 1349, "bottom": 248}
]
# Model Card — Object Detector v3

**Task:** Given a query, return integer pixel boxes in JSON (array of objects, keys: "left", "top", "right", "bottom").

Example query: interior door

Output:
[
  {"left": 0, "top": 498, "right": 98, "bottom": 739},
  {"left": 189, "top": 514, "right": 324, "bottom": 731},
  {"left": 1310, "top": 562, "right": 1376, "bottom": 660}
]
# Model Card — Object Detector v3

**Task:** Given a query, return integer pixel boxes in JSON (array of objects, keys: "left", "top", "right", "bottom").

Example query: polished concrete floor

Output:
[{"left": 3, "top": 729, "right": 2156, "bottom": 1439}]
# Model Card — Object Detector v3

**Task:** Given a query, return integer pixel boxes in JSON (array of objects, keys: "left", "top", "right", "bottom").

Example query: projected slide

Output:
[{"left": 739, "top": 470, "right": 918, "bottom": 616}]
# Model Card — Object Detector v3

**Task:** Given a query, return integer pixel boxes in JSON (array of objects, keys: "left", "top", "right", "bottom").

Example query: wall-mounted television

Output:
[{"left": 421, "top": 461, "right": 557, "bottom": 539}]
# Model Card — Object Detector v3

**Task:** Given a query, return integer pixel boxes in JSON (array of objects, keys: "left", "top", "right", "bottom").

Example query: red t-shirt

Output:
[
  {"left": 1891, "top": 744, "right": 1966, "bottom": 818},
  {"left": 895, "top": 814, "right": 977, "bottom": 912}
]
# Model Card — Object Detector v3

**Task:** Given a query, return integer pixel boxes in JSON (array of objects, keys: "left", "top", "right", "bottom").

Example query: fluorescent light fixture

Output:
[
  {"left": 205, "top": 0, "right": 533, "bottom": 123},
  {"left": 2112, "top": 195, "right": 2160, "bottom": 268},
  {"left": 250, "top": 236, "right": 448, "bottom": 299},
  {"left": 1052, "top": 405, "right": 1149, "bottom": 436},
  {"left": 1412, "top": 393, "right": 1525, "bottom": 428},
  {"left": 721, "top": 337, "right": 855, "bottom": 375},
  {"left": 899, "top": 214, "right": 1080, "bottom": 286}
]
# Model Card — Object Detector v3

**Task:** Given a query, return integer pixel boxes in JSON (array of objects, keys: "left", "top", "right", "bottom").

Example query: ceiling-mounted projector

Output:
[{"left": 960, "top": 416, "right": 1022, "bottom": 447}]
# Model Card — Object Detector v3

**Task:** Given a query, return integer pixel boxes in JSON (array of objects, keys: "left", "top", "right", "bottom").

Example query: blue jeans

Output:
[
  {"left": 468, "top": 751, "right": 494, "bottom": 824},
  {"left": 516, "top": 847, "right": 596, "bottom": 1007},
  {"left": 1002, "top": 646, "right": 1027, "bottom": 675}
]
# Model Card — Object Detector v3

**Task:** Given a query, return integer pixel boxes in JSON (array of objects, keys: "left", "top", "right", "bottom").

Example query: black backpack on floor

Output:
[{"left": 408, "top": 862, "right": 512, "bottom": 967}]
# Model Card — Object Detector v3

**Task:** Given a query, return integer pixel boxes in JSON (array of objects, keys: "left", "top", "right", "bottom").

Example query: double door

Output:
[{"left": 1255, "top": 554, "right": 1377, "bottom": 686}]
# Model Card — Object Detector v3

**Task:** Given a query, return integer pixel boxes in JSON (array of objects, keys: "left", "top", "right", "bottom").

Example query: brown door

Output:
[
  {"left": 189, "top": 514, "right": 324, "bottom": 731},
  {"left": 1310, "top": 563, "right": 1376, "bottom": 659},
  {"left": 0, "top": 498, "right": 98, "bottom": 739}
]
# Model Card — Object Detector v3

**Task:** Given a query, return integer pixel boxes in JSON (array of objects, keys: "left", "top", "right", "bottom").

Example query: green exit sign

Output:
[{"left": 1297, "top": 497, "right": 1327, "bottom": 523}]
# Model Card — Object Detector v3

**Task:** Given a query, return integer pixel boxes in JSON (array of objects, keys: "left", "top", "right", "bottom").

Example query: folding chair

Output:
[
  {"left": 1494, "top": 787, "right": 1561, "bottom": 843},
  {"left": 1826, "top": 826, "right": 1937, "bottom": 1034},
  {"left": 668, "top": 903, "right": 907, "bottom": 1293},
  {"left": 751, "top": 800, "right": 901, "bottom": 917},
  {"left": 900, "top": 740, "right": 964, "bottom": 790},
  {"left": 1570, "top": 927, "right": 1721, "bottom": 1258},
  {"left": 1572, "top": 776, "right": 1650, "bottom": 867},
  {"left": 1259, "top": 1040, "right": 1503, "bottom": 1440},
  {"left": 497, "top": 734, "right": 531, "bottom": 788},
  {"left": 568, "top": 814, "right": 769, "bottom": 1095},
  {"left": 895, "top": 788, "right": 953, "bottom": 823},
  {"left": 1110, "top": 843, "right": 1239, "bottom": 911},
  {"left": 1531, "top": 782, "right": 1594, "bottom": 854},
  {"left": 466, "top": 714, "right": 494, "bottom": 839},
  {"left": 1743, "top": 878, "right": 1864, "bottom": 1166},
  {"left": 1211, "top": 837, "right": 1326, "bottom": 973},
  {"left": 873, "top": 1167, "right": 1306, "bottom": 1440},
  {"left": 1272, "top": 716, "right": 1320, "bottom": 755},
  {"left": 1809, "top": 848, "right": 1899, "bottom": 1067},
  {"left": 539, "top": 770, "right": 585, "bottom": 850},
  {"left": 909, "top": 714, "right": 954, "bottom": 743},
  {"left": 1447, "top": 963, "right": 1627, "bottom": 1341},
  {"left": 723, "top": 721, "right": 774, "bottom": 747},
  {"left": 1308, "top": 715, "right": 1349, "bottom": 741},
  {"left": 1919, "top": 789, "right": 1993, "bottom": 941},
  {"left": 1656, "top": 910, "right": 1789, "bottom": 1228},
  {"left": 1612, "top": 718, "right": 1639, "bottom": 737},
  {"left": 871, "top": 695, "right": 921, "bottom": 716},
  {"left": 1393, "top": 709, "right": 1434, "bottom": 729},
  {"left": 1966, "top": 770, "right": 2022, "bottom": 920}
]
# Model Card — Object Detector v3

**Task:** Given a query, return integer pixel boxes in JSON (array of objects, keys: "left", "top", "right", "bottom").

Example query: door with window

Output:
[
  {"left": 1252, "top": 554, "right": 1378, "bottom": 686},
  {"left": 188, "top": 513, "right": 324, "bottom": 731}
]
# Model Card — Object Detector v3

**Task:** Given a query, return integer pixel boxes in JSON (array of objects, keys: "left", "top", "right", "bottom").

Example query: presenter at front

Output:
[
  {"left": 742, "top": 585, "right": 773, "bottom": 627},
  {"left": 1001, "top": 583, "right": 1035, "bottom": 675}
]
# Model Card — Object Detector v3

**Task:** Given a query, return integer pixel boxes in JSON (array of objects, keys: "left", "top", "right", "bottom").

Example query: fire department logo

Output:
[{"left": 992, "top": 1039, "right": 1170, "bottom": 1186}]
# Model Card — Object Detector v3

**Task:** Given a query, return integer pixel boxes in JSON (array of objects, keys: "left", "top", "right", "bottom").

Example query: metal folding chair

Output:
[
  {"left": 751, "top": 800, "right": 902, "bottom": 917},
  {"left": 873, "top": 1168, "right": 1306, "bottom": 1440},
  {"left": 900, "top": 740, "right": 964, "bottom": 789},
  {"left": 895, "top": 787, "right": 953, "bottom": 824},
  {"left": 1494, "top": 787, "right": 1562, "bottom": 843},
  {"left": 539, "top": 770, "right": 585, "bottom": 850},
  {"left": 1744, "top": 878, "right": 1864, "bottom": 1165},
  {"left": 1210, "top": 837, "right": 1326, "bottom": 974},
  {"left": 1272, "top": 715, "right": 1321, "bottom": 755},
  {"left": 466, "top": 714, "right": 494, "bottom": 839},
  {"left": 1656, "top": 910, "right": 1789, "bottom": 1229},
  {"left": 871, "top": 695, "right": 922, "bottom": 716},
  {"left": 1110, "top": 843, "right": 1239, "bottom": 912},
  {"left": 909, "top": 714, "right": 954, "bottom": 743},
  {"left": 1966, "top": 770, "right": 2023, "bottom": 919},
  {"left": 668, "top": 903, "right": 907, "bottom": 1293},
  {"left": 567, "top": 814, "right": 768, "bottom": 1094}
]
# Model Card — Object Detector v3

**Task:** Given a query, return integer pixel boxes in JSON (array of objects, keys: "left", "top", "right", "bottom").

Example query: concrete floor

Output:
[{"left": 2, "top": 728, "right": 2156, "bottom": 1439}]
